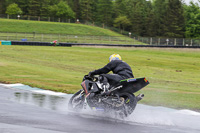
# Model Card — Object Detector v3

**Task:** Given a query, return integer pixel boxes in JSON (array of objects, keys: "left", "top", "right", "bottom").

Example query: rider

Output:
[{"left": 88, "top": 54, "right": 134, "bottom": 93}]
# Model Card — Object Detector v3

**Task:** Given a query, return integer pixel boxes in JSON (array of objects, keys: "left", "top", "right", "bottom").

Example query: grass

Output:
[
  {"left": 0, "top": 18, "right": 121, "bottom": 36},
  {"left": 0, "top": 19, "right": 146, "bottom": 45},
  {"left": 0, "top": 32, "right": 143, "bottom": 44},
  {"left": 0, "top": 45, "right": 199, "bottom": 111}
]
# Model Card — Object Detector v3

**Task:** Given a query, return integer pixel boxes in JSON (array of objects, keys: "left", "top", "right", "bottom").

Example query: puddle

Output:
[
  {"left": 1, "top": 83, "right": 199, "bottom": 131},
  {"left": 14, "top": 92, "right": 71, "bottom": 112}
]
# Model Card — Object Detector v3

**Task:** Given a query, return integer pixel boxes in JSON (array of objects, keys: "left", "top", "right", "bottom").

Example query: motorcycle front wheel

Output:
[{"left": 68, "top": 90, "right": 85, "bottom": 111}]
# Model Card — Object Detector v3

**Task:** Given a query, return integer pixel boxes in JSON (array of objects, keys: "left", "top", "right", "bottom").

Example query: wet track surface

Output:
[{"left": 0, "top": 84, "right": 200, "bottom": 133}]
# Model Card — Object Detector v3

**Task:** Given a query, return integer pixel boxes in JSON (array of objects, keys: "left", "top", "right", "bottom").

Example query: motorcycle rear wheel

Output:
[{"left": 117, "top": 93, "right": 137, "bottom": 117}]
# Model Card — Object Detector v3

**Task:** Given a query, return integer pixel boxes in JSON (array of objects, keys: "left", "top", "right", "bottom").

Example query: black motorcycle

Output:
[{"left": 68, "top": 75, "right": 149, "bottom": 117}]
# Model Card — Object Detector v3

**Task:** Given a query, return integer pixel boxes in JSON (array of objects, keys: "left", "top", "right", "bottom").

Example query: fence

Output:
[
  {"left": 0, "top": 32, "right": 200, "bottom": 46},
  {"left": 0, "top": 14, "right": 115, "bottom": 30},
  {"left": 1, "top": 14, "right": 199, "bottom": 46},
  {"left": 0, "top": 14, "right": 77, "bottom": 23},
  {"left": 137, "top": 37, "right": 200, "bottom": 46},
  {"left": 0, "top": 14, "right": 136, "bottom": 37},
  {"left": 0, "top": 32, "right": 142, "bottom": 45}
]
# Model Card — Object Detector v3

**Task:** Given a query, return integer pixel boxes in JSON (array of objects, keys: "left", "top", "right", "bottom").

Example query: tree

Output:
[
  {"left": 29, "top": 0, "right": 40, "bottom": 16},
  {"left": 114, "top": 16, "right": 131, "bottom": 32},
  {"left": 163, "top": 0, "right": 185, "bottom": 38},
  {"left": 0, "top": 0, "right": 6, "bottom": 14},
  {"left": 90, "top": 0, "right": 99, "bottom": 22},
  {"left": 71, "top": 0, "right": 81, "bottom": 19},
  {"left": 0, "top": 0, "right": 198, "bottom": 39},
  {"left": 153, "top": 0, "right": 185, "bottom": 38},
  {"left": 6, "top": 3, "right": 22, "bottom": 15},
  {"left": 96, "top": 0, "right": 113, "bottom": 26},
  {"left": 16, "top": 0, "right": 30, "bottom": 15},
  {"left": 66, "top": 0, "right": 74, "bottom": 7},
  {"left": 125, "top": 0, "right": 146, "bottom": 36},
  {"left": 113, "top": 0, "right": 127, "bottom": 17},
  {"left": 80, "top": 0, "right": 93, "bottom": 21},
  {"left": 49, "top": 5, "right": 58, "bottom": 17},
  {"left": 4, "top": 0, "right": 30, "bottom": 15},
  {"left": 143, "top": 0, "right": 156, "bottom": 36},
  {"left": 184, "top": 1, "right": 200, "bottom": 38},
  {"left": 40, "top": 0, "right": 51, "bottom": 16},
  {"left": 56, "top": 1, "right": 75, "bottom": 19},
  {"left": 153, "top": 0, "right": 168, "bottom": 36}
]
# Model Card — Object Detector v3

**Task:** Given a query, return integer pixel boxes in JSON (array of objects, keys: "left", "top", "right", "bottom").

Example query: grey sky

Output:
[{"left": 184, "top": 0, "right": 199, "bottom": 4}]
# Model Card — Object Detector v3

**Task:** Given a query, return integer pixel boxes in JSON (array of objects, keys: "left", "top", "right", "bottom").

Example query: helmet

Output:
[{"left": 109, "top": 54, "right": 122, "bottom": 62}]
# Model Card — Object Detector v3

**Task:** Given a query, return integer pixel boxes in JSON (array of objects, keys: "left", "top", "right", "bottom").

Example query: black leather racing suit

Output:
[{"left": 90, "top": 60, "right": 134, "bottom": 87}]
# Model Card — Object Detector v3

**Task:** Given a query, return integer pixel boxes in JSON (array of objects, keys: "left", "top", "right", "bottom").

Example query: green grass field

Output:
[
  {"left": 0, "top": 45, "right": 199, "bottom": 111},
  {"left": 0, "top": 19, "right": 145, "bottom": 44},
  {"left": 0, "top": 18, "right": 121, "bottom": 36}
]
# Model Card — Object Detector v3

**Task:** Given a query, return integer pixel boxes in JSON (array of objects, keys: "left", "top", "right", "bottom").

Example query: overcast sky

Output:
[{"left": 184, "top": 0, "right": 199, "bottom": 4}]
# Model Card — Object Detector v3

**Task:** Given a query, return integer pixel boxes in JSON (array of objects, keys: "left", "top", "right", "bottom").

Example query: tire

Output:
[
  {"left": 118, "top": 93, "right": 137, "bottom": 117},
  {"left": 68, "top": 90, "right": 85, "bottom": 111}
]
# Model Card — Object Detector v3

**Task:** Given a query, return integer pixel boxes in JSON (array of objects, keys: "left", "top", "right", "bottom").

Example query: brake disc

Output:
[{"left": 72, "top": 95, "right": 83, "bottom": 108}]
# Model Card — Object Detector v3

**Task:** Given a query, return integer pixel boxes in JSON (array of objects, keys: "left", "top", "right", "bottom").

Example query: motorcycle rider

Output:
[{"left": 88, "top": 54, "right": 134, "bottom": 94}]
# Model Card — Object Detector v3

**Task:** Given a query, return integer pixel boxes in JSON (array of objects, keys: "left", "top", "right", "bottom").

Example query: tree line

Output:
[{"left": 0, "top": 0, "right": 200, "bottom": 38}]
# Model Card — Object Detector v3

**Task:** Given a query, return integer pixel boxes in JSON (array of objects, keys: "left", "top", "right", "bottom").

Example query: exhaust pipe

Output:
[{"left": 136, "top": 94, "right": 144, "bottom": 102}]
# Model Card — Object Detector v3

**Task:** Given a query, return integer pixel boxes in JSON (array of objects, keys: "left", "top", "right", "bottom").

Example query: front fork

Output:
[{"left": 78, "top": 90, "right": 87, "bottom": 109}]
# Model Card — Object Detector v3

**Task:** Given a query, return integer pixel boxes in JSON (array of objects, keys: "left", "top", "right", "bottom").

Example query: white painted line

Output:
[
  {"left": 0, "top": 83, "right": 24, "bottom": 87},
  {"left": 177, "top": 110, "right": 200, "bottom": 116}
]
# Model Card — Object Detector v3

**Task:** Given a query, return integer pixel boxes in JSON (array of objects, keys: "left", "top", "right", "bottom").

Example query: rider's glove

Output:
[{"left": 88, "top": 71, "right": 95, "bottom": 77}]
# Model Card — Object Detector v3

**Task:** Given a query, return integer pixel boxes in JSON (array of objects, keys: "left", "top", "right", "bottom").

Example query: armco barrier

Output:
[
  {"left": 11, "top": 41, "right": 200, "bottom": 48},
  {"left": 11, "top": 41, "right": 72, "bottom": 47}
]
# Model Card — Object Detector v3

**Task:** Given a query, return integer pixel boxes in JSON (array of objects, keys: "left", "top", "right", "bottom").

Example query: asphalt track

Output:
[{"left": 0, "top": 85, "right": 200, "bottom": 133}]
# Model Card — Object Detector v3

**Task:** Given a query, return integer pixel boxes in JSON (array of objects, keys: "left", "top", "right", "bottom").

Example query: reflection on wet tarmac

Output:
[
  {"left": 14, "top": 92, "right": 69, "bottom": 112},
  {"left": 13, "top": 90, "right": 200, "bottom": 131}
]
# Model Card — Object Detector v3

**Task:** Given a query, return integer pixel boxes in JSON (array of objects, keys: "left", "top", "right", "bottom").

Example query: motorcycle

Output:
[{"left": 68, "top": 75, "right": 149, "bottom": 117}]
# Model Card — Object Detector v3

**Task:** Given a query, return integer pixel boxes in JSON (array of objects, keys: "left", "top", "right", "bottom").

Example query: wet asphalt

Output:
[{"left": 0, "top": 85, "right": 199, "bottom": 133}]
